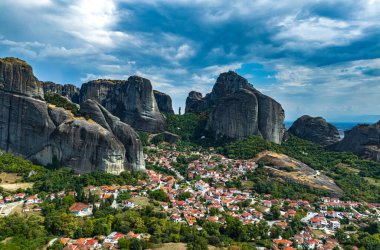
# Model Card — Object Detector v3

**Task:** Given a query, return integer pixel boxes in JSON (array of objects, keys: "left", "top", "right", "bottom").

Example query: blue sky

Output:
[{"left": 0, "top": 0, "right": 379, "bottom": 121}]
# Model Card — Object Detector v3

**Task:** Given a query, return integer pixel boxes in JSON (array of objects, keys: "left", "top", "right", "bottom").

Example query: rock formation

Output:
[
  {"left": 0, "top": 57, "right": 44, "bottom": 98},
  {"left": 152, "top": 131, "right": 181, "bottom": 144},
  {"left": 288, "top": 115, "right": 340, "bottom": 146},
  {"left": 329, "top": 121, "right": 380, "bottom": 163},
  {"left": 153, "top": 90, "right": 174, "bottom": 114},
  {"left": 255, "top": 151, "right": 343, "bottom": 197},
  {"left": 0, "top": 57, "right": 145, "bottom": 174},
  {"left": 42, "top": 81, "right": 80, "bottom": 103},
  {"left": 80, "top": 99, "right": 145, "bottom": 172},
  {"left": 185, "top": 71, "right": 285, "bottom": 143},
  {"left": 80, "top": 77, "right": 165, "bottom": 133},
  {"left": 185, "top": 91, "right": 208, "bottom": 113}
]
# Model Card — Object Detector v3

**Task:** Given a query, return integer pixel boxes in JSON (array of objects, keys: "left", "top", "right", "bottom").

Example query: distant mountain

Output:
[{"left": 328, "top": 115, "right": 380, "bottom": 123}]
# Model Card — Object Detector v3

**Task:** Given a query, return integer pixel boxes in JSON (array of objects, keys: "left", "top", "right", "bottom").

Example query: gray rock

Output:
[
  {"left": 152, "top": 131, "right": 181, "bottom": 144},
  {"left": 206, "top": 89, "right": 260, "bottom": 139},
  {"left": 255, "top": 92, "right": 286, "bottom": 144},
  {"left": 289, "top": 115, "right": 340, "bottom": 146},
  {"left": 80, "top": 77, "right": 165, "bottom": 133},
  {"left": 0, "top": 57, "right": 44, "bottom": 99},
  {"left": 48, "top": 106, "right": 70, "bottom": 126},
  {"left": 0, "top": 90, "right": 56, "bottom": 161},
  {"left": 0, "top": 57, "right": 145, "bottom": 174},
  {"left": 80, "top": 99, "right": 145, "bottom": 171},
  {"left": 153, "top": 90, "right": 174, "bottom": 114},
  {"left": 185, "top": 91, "right": 208, "bottom": 113},
  {"left": 329, "top": 121, "right": 380, "bottom": 162},
  {"left": 185, "top": 71, "right": 285, "bottom": 144},
  {"left": 42, "top": 81, "right": 80, "bottom": 103},
  {"left": 53, "top": 119, "right": 126, "bottom": 174}
]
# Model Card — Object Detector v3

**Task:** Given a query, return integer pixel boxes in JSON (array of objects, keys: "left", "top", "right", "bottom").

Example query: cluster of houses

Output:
[
  {"left": 58, "top": 231, "right": 145, "bottom": 250},
  {"left": 1, "top": 144, "right": 380, "bottom": 250}
]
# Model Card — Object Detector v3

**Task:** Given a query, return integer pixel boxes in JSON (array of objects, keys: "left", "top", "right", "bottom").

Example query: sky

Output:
[{"left": 0, "top": 0, "right": 379, "bottom": 121}]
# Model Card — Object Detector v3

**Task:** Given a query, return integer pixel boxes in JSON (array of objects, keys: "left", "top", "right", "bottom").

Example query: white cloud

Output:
[{"left": 274, "top": 16, "right": 364, "bottom": 48}]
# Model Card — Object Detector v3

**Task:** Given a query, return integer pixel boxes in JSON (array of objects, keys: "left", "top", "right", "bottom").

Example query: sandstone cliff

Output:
[
  {"left": 185, "top": 71, "right": 285, "bottom": 143},
  {"left": 329, "top": 121, "right": 380, "bottom": 163},
  {"left": 80, "top": 77, "right": 165, "bottom": 133},
  {"left": 288, "top": 115, "right": 340, "bottom": 146},
  {"left": 153, "top": 90, "right": 174, "bottom": 114},
  {"left": 0, "top": 57, "right": 145, "bottom": 174}
]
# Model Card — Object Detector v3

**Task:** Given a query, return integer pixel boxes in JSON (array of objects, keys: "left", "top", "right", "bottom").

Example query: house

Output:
[
  {"left": 263, "top": 200, "right": 272, "bottom": 207},
  {"left": 69, "top": 202, "right": 92, "bottom": 217},
  {"left": 4, "top": 196, "right": 15, "bottom": 202},
  {"left": 241, "top": 212, "right": 252, "bottom": 220},
  {"left": 122, "top": 200, "right": 135, "bottom": 208},
  {"left": 126, "top": 231, "right": 141, "bottom": 239},
  {"left": 161, "top": 203, "right": 169, "bottom": 210},
  {"left": 14, "top": 193, "right": 25, "bottom": 199},
  {"left": 310, "top": 216, "right": 327, "bottom": 228},
  {"left": 105, "top": 232, "right": 125, "bottom": 245},
  {"left": 329, "top": 220, "right": 340, "bottom": 230},
  {"left": 274, "top": 239, "right": 293, "bottom": 247},
  {"left": 26, "top": 195, "right": 42, "bottom": 204}
]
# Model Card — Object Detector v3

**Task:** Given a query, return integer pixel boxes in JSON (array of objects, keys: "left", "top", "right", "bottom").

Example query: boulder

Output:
[
  {"left": 153, "top": 90, "right": 174, "bottom": 114},
  {"left": 329, "top": 121, "right": 380, "bottom": 162},
  {"left": 288, "top": 115, "right": 340, "bottom": 146},
  {"left": 152, "top": 131, "right": 181, "bottom": 144}
]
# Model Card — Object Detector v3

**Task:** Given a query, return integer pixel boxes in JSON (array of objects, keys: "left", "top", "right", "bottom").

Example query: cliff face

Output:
[
  {"left": 42, "top": 81, "right": 80, "bottom": 103},
  {"left": 80, "top": 99, "right": 145, "bottom": 172},
  {"left": 185, "top": 91, "right": 208, "bottom": 113},
  {"left": 0, "top": 57, "right": 44, "bottom": 98},
  {"left": 153, "top": 90, "right": 174, "bottom": 114},
  {"left": 329, "top": 121, "right": 380, "bottom": 162},
  {"left": 0, "top": 57, "right": 145, "bottom": 174},
  {"left": 80, "top": 77, "right": 165, "bottom": 133},
  {"left": 185, "top": 71, "right": 285, "bottom": 144},
  {"left": 289, "top": 115, "right": 340, "bottom": 146}
]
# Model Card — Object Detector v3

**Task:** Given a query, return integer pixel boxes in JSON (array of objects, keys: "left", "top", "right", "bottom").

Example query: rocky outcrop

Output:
[
  {"left": 288, "top": 115, "right": 340, "bottom": 146},
  {"left": 185, "top": 71, "right": 285, "bottom": 143},
  {"left": 185, "top": 91, "right": 208, "bottom": 113},
  {"left": 80, "top": 99, "right": 145, "bottom": 172},
  {"left": 153, "top": 90, "right": 174, "bottom": 114},
  {"left": 80, "top": 77, "right": 165, "bottom": 133},
  {"left": 329, "top": 121, "right": 380, "bottom": 162},
  {"left": 0, "top": 57, "right": 44, "bottom": 98},
  {"left": 255, "top": 151, "right": 344, "bottom": 197},
  {"left": 0, "top": 57, "right": 145, "bottom": 174},
  {"left": 207, "top": 89, "right": 259, "bottom": 139},
  {"left": 152, "top": 131, "right": 181, "bottom": 144},
  {"left": 42, "top": 81, "right": 80, "bottom": 103}
]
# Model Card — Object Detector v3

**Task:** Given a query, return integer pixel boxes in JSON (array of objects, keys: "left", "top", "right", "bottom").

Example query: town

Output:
[{"left": 1, "top": 143, "right": 379, "bottom": 250}]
